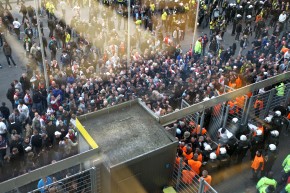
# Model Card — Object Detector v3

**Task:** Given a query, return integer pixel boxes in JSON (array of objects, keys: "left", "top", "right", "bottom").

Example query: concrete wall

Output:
[{"left": 106, "top": 141, "right": 178, "bottom": 193}]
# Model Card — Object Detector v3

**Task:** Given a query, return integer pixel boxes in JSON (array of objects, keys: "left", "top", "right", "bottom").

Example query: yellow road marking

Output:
[{"left": 75, "top": 118, "right": 98, "bottom": 149}]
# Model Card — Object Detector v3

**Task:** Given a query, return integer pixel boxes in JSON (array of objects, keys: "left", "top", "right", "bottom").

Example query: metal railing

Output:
[
  {"left": 28, "top": 167, "right": 96, "bottom": 193},
  {"left": 171, "top": 158, "right": 217, "bottom": 193},
  {"left": 181, "top": 99, "right": 200, "bottom": 129}
]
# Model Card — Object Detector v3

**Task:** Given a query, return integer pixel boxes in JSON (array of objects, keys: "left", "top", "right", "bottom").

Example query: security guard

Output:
[
  {"left": 256, "top": 171, "right": 277, "bottom": 193},
  {"left": 282, "top": 154, "right": 290, "bottom": 183}
]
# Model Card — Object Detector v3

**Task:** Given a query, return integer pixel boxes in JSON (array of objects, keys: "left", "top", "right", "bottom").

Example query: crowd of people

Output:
[
  {"left": 0, "top": 0, "right": 289, "bottom": 191},
  {"left": 172, "top": 105, "right": 290, "bottom": 192}
]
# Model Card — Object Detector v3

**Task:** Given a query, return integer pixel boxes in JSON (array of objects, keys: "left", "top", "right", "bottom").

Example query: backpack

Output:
[{"left": 48, "top": 40, "right": 56, "bottom": 50}]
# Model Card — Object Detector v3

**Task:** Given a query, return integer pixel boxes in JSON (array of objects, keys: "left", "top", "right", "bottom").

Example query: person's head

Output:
[
  {"left": 1, "top": 102, "right": 5, "bottom": 107},
  {"left": 202, "top": 170, "right": 208, "bottom": 178},
  {"left": 256, "top": 150, "right": 262, "bottom": 157}
]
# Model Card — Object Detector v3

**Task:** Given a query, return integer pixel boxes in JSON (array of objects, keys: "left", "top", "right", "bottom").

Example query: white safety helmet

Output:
[
  {"left": 256, "top": 130, "right": 263, "bottom": 136},
  {"left": 220, "top": 147, "right": 227, "bottom": 155},
  {"left": 205, "top": 145, "right": 212, "bottom": 151},
  {"left": 265, "top": 117, "right": 272, "bottom": 123},
  {"left": 232, "top": 117, "right": 238, "bottom": 123},
  {"left": 249, "top": 5, "right": 253, "bottom": 8},
  {"left": 271, "top": 130, "right": 279, "bottom": 137},
  {"left": 240, "top": 135, "right": 247, "bottom": 141},
  {"left": 247, "top": 15, "right": 252, "bottom": 19},
  {"left": 237, "top": 14, "right": 242, "bottom": 18},
  {"left": 210, "top": 152, "right": 217, "bottom": 160},
  {"left": 269, "top": 144, "right": 276, "bottom": 151},
  {"left": 275, "top": 111, "right": 281, "bottom": 117},
  {"left": 176, "top": 128, "right": 181, "bottom": 135}
]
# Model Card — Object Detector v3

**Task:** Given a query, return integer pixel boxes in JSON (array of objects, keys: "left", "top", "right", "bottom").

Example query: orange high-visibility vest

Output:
[
  {"left": 198, "top": 153, "right": 203, "bottom": 162},
  {"left": 182, "top": 170, "right": 196, "bottom": 184},
  {"left": 236, "top": 96, "right": 245, "bottom": 110},
  {"left": 213, "top": 103, "right": 222, "bottom": 116},
  {"left": 236, "top": 77, "right": 242, "bottom": 88},
  {"left": 183, "top": 152, "right": 193, "bottom": 160},
  {"left": 188, "top": 159, "right": 202, "bottom": 174},
  {"left": 228, "top": 101, "right": 236, "bottom": 114},
  {"left": 251, "top": 155, "right": 264, "bottom": 171},
  {"left": 193, "top": 125, "right": 207, "bottom": 135},
  {"left": 216, "top": 144, "right": 221, "bottom": 156},
  {"left": 199, "top": 175, "right": 212, "bottom": 192}
]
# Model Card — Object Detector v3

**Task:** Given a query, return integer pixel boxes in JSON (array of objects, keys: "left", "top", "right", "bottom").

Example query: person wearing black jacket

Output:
[
  {"left": 235, "top": 22, "right": 242, "bottom": 41},
  {"left": 8, "top": 117, "right": 22, "bottom": 135},
  {"left": 19, "top": 73, "right": 31, "bottom": 92},
  {"left": 19, "top": 2, "right": 28, "bottom": 24},
  {"left": 30, "top": 129, "right": 42, "bottom": 155},
  {"left": 0, "top": 102, "right": 10, "bottom": 121},
  {"left": 32, "top": 88, "right": 44, "bottom": 114},
  {"left": 6, "top": 82, "right": 15, "bottom": 109},
  {"left": 46, "top": 120, "right": 56, "bottom": 144},
  {"left": 47, "top": 18, "right": 56, "bottom": 38}
]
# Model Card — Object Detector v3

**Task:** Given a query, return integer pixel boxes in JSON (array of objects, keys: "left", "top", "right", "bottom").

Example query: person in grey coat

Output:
[{"left": 3, "top": 41, "right": 17, "bottom": 67}]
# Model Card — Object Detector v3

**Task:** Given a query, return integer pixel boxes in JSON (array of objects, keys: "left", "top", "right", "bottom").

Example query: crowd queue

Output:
[{"left": 0, "top": 0, "right": 289, "bottom": 192}]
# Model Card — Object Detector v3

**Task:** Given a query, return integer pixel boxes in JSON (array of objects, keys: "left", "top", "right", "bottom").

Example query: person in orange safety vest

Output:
[
  {"left": 254, "top": 96, "right": 264, "bottom": 117},
  {"left": 251, "top": 150, "right": 264, "bottom": 180}
]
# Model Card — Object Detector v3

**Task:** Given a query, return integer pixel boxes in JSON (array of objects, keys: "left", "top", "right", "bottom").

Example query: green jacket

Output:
[
  {"left": 282, "top": 154, "right": 290, "bottom": 173},
  {"left": 194, "top": 40, "right": 202, "bottom": 54},
  {"left": 256, "top": 177, "right": 277, "bottom": 193},
  {"left": 276, "top": 83, "right": 285, "bottom": 96},
  {"left": 286, "top": 184, "right": 290, "bottom": 193}
]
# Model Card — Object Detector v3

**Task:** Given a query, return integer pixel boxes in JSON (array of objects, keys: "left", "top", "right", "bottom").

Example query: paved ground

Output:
[{"left": 0, "top": 1, "right": 289, "bottom": 193}]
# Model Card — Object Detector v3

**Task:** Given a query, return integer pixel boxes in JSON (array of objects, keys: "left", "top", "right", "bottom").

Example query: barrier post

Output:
[
  {"left": 198, "top": 178, "right": 205, "bottom": 193},
  {"left": 222, "top": 105, "right": 229, "bottom": 128},
  {"left": 90, "top": 167, "right": 96, "bottom": 193},
  {"left": 175, "top": 157, "right": 183, "bottom": 190},
  {"left": 244, "top": 96, "right": 254, "bottom": 125},
  {"left": 284, "top": 90, "right": 290, "bottom": 106},
  {"left": 199, "top": 110, "right": 205, "bottom": 135},
  {"left": 264, "top": 89, "right": 276, "bottom": 117}
]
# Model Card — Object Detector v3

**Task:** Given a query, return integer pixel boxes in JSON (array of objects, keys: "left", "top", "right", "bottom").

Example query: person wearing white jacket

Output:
[
  {"left": 279, "top": 11, "right": 287, "bottom": 31},
  {"left": 17, "top": 99, "right": 29, "bottom": 120}
]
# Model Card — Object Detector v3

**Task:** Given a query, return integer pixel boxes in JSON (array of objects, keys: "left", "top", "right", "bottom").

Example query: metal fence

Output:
[
  {"left": 181, "top": 99, "right": 200, "bottom": 129},
  {"left": 1, "top": 146, "right": 100, "bottom": 193},
  {"left": 177, "top": 82, "right": 290, "bottom": 140},
  {"left": 207, "top": 103, "right": 225, "bottom": 140},
  {"left": 27, "top": 167, "right": 96, "bottom": 193},
  {"left": 171, "top": 158, "right": 217, "bottom": 193}
]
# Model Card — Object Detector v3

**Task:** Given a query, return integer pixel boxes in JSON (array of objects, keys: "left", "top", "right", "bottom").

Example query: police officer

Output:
[
  {"left": 281, "top": 154, "right": 290, "bottom": 183},
  {"left": 217, "top": 147, "right": 230, "bottom": 168},
  {"left": 271, "top": 111, "right": 284, "bottom": 133},
  {"left": 234, "top": 135, "right": 250, "bottom": 164},
  {"left": 205, "top": 152, "right": 220, "bottom": 174},
  {"left": 266, "top": 130, "right": 279, "bottom": 147},
  {"left": 230, "top": 117, "right": 239, "bottom": 136},
  {"left": 264, "top": 144, "right": 278, "bottom": 177},
  {"left": 250, "top": 130, "right": 264, "bottom": 160}
]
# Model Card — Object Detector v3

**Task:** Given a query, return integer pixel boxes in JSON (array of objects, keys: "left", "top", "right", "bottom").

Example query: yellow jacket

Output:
[
  {"left": 161, "top": 12, "right": 167, "bottom": 21},
  {"left": 65, "top": 33, "right": 70, "bottom": 43}
]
